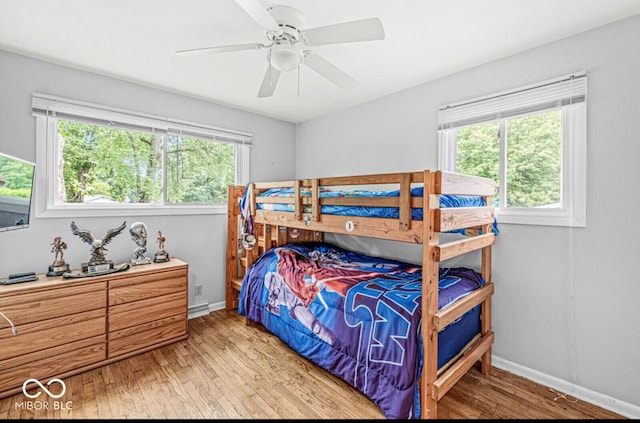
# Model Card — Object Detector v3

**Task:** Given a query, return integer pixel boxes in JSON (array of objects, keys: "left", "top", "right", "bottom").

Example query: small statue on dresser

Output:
[
  {"left": 129, "top": 222, "right": 152, "bottom": 266},
  {"left": 70, "top": 220, "right": 126, "bottom": 273},
  {"left": 153, "top": 230, "right": 170, "bottom": 263},
  {"left": 47, "top": 236, "right": 70, "bottom": 276}
]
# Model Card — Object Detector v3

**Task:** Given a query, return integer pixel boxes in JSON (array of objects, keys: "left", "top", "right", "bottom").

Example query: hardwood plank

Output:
[{"left": 0, "top": 310, "right": 625, "bottom": 420}]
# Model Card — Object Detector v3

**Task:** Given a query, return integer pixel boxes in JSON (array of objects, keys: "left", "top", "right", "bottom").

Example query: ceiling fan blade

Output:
[
  {"left": 176, "top": 43, "right": 265, "bottom": 57},
  {"left": 302, "top": 17, "right": 385, "bottom": 46},
  {"left": 234, "top": 0, "right": 281, "bottom": 33},
  {"left": 257, "top": 64, "right": 281, "bottom": 98},
  {"left": 303, "top": 51, "right": 358, "bottom": 90}
]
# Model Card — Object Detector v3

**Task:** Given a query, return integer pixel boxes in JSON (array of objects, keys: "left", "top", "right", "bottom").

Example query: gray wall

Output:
[
  {"left": 296, "top": 15, "right": 640, "bottom": 410},
  {"left": 0, "top": 49, "right": 296, "bottom": 310}
]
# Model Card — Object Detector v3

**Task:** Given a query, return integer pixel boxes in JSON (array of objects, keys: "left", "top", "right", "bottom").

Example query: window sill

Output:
[
  {"left": 495, "top": 209, "right": 585, "bottom": 228},
  {"left": 35, "top": 203, "right": 227, "bottom": 219}
]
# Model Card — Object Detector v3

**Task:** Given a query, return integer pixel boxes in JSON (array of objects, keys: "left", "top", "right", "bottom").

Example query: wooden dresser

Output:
[{"left": 0, "top": 258, "right": 188, "bottom": 399}]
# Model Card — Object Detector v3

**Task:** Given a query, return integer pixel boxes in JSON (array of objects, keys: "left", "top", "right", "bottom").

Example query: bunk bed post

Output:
[
  {"left": 276, "top": 225, "right": 288, "bottom": 246},
  {"left": 226, "top": 185, "right": 243, "bottom": 311},
  {"left": 294, "top": 180, "right": 302, "bottom": 221},
  {"left": 399, "top": 172, "right": 411, "bottom": 230},
  {"left": 420, "top": 170, "right": 440, "bottom": 419},
  {"left": 480, "top": 195, "right": 494, "bottom": 375},
  {"left": 311, "top": 178, "right": 320, "bottom": 222}
]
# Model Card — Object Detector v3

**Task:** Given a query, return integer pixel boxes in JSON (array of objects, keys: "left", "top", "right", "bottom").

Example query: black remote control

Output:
[
  {"left": 8, "top": 271, "right": 36, "bottom": 280},
  {"left": 0, "top": 275, "right": 38, "bottom": 285}
]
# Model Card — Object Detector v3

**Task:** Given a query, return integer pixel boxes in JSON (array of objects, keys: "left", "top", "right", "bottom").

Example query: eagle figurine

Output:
[{"left": 70, "top": 221, "right": 127, "bottom": 264}]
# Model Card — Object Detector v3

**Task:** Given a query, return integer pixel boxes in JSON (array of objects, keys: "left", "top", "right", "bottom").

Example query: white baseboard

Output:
[
  {"left": 188, "top": 302, "right": 210, "bottom": 319},
  {"left": 208, "top": 301, "right": 225, "bottom": 312},
  {"left": 188, "top": 301, "right": 227, "bottom": 319},
  {"left": 493, "top": 355, "right": 640, "bottom": 419}
]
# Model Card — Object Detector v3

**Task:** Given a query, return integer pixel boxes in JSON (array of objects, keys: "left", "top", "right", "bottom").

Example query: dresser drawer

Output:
[
  {"left": 0, "top": 308, "right": 105, "bottom": 361},
  {"left": 0, "top": 282, "right": 107, "bottom": 327},
  {"left": 109, "top": 269, "right": 186, "bottom": 306},
  {"left": 108, "top": 315, "right": 187, "bottom": 357},
  {"left": 109, "top": 291, "right": 186, "bottom": 332},
  {"left": 0, "top": 337, "right": 105, "bottom": 391}
]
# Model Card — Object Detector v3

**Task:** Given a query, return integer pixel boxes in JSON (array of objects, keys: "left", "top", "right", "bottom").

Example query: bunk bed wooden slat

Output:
[
  {"left": 434, "top": 207, "right": 494, "bottom": 232},
  {"left": 256, "top": 197, "right": 295, "bottom": 204},
  {"left": 301, "top": 171, "right": 428, "bottom": 187},
  {"left": 435, "top": 233, "right": 495, "bottom": 261},
  {"left": 432, "top": 331, "right": 494, "bottom": 401},
  {"left": 255, "top": 210, "right": 424, "bottom": 243},
  {"left": 310, "top": 172, "right": 421, "bottom": 186},
  {"left": 254, "top": 180, "right": 297, "bottom": 189},
  {"left": 433, "top": 283, "right": 494, "bottom": 331},
  {"left": 437, "top": 171, "right": 495, "bottom": 196}
]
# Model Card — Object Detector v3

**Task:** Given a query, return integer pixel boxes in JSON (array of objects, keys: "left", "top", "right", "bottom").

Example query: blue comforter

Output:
[{"left": 239, "top": 242, "right": 485, "bottom": 419}]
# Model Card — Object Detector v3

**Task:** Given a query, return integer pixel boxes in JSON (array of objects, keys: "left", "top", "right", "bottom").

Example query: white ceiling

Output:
[{"left": 1, "top": 0, "right": 640, "bottom": 123}]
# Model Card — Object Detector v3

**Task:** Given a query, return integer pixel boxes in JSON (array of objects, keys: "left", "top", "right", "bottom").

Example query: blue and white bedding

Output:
[
  {"left": 240, "top": 186, "right": 499, "bottom": 235},
  {"left": 239, "top": 242, "right": 485, "bottom": 419}
]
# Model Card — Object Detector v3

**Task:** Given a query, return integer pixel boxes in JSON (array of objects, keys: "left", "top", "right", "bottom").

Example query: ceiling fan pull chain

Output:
[{"left": 268, "top": 51, "right": 273, "bottom": 86}]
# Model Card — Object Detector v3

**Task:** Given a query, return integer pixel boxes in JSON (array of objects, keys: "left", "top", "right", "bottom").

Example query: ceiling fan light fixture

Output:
[
  {"left": 269, "top": 44, "right": 302, "bottom": 72},
  {"left": 178, "top": 1, "right": 386, "bottom": 98}
]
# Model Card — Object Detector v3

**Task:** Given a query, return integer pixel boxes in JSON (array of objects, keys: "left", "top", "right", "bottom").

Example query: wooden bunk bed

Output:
[{"left": 225, "top": 169, "right": 496, "bottom": 419}]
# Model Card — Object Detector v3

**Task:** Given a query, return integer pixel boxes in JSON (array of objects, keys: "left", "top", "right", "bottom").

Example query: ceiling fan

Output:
[{"left": 176, "top": 0, "right": 385, "bottom": 98}]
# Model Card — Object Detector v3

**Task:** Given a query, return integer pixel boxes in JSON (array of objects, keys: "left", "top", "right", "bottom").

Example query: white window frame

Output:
[
  {"left": 33, "top": 93, "right": 251, "bottom": 218},
  {"left": 438, "top": 72, "right": 587, "bottom": 227}
]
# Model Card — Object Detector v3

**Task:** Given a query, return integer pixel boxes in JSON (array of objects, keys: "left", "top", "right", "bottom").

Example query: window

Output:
[
  {"left": 438, "top": 72, "right": 586, "bottom": 227},
  {"left": 33, "top": 93, "right": 251, "bottom": 218}
]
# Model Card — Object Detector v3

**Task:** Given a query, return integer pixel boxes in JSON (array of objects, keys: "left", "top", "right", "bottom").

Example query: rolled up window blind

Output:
[
  {"left": 32, "top": 92, "right": 253, "bottom": 146},
  {"left": 438, "top": 71, "right": 586, "bottom": 129}
]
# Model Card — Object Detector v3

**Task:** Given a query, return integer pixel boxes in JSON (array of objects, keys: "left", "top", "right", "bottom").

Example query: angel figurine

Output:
[{"left": 70, "top": 220, "right": 127, "bottom": 273}]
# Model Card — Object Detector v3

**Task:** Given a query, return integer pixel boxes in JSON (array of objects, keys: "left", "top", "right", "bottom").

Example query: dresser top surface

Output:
[{"left": 0, "top": 258, "right": 188, "bottom": 296}]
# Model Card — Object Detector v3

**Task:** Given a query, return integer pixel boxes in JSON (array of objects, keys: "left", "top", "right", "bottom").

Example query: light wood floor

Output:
[{"left": 0, "top": 310, "right": 624, "bottom": 419}]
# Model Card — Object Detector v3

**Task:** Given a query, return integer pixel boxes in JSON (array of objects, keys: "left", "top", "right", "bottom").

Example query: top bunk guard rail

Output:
[{"left": 250, "top": 170, "right": 495, "bottom": 245}]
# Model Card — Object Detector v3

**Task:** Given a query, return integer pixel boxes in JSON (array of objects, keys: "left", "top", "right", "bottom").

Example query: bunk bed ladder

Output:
[{"left": 420, "top": 170, "right": 496, "bottom": 418}]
